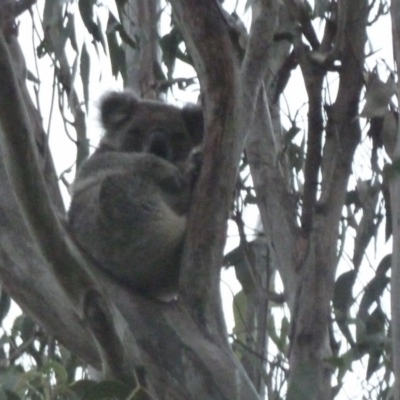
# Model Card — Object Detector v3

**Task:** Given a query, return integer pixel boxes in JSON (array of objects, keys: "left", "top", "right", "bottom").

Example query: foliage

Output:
[
  {"left": 0, "top": 306, "right": 145, "bottom": 399},
  {"left": 0, "top": 309, "right": 83, "bottom": 399}
]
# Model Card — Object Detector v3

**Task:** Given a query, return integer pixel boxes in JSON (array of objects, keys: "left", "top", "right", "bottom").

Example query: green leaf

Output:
[
  {"left": 278, "top": 317, "right": 290, "bottom": 353},
  {"left": 232, "top": 290, "right": 248, "bottom": 336},
  {"left": 160, "top": 27, "right": 182, "bottom": 79},
  {"left": 333, "top": 270, "right": 356, "bottom": 314},
  {"left": 42, "top": 0, "right": 69, "bottom": 58},
  {"left": 224, "top": 243, "right": 254, "bottom": 294},
  {"left": 243, "top": 192, "right": 257, "bottom": 205},
  {"left": 333, "top": 270, "right": 357, "bottom": 345},
  {"left": 232, "top": 290, "right": 248, "bottom": 357},
  {"left": 358, "top": 256, "right": 390, "bottom": 323},
  {"left": 0, "top": 290, "right": 11, "bottom": 324},
  {"left": 42, "top": 360, "right": 68, "bottom": 385},
  {"left": 106, "top": 13, "right": 126, "bottom": 81},
  {"left": 70, "top": 380, "right": 133, "bottom": 400},
  {"left": 366, "top": 346, "right": 382, "bottom": 381},
  {"left": 313, "top": 0, "right": 329, "bottom": 18},
  {"left": 381, "top": 176, "right": 392, "bottom": 241},
  {"left": 20, "top": 316, "right": 36, "bottom": 342},
  {"left": 336, "top": 350, "right": 357, "bottom": 382},
  {"left": 365, "top": 307, "right": 386, "bottom": 380},
  {"left": 283, "top": 126, "right": 301, "bottom": 147},
  {"left": 361, "top": 71, "right": 396, "bottom": 118},
  {"left": 0, "top": 367, "right": 24, "bottom": 393},
  {"left": 267, "top": 317, "right": 279, "bottom": 347},
  {"left": 280, "top": 317, "right": 290, "bottom": 344},
  {"left": 78, "top": 0, "right": 105, "bottom": 50},
  {"left": 345, "top": 190, "right": 360, "bottom": 207},
  {"left": 288, "top": 143, "right": 304, "bottom": 172},
  {"left": 114, "top": 0, "right": 128, "bottom": 11},
  {"left": 70, "top": 54, "right": 79, "bottom": 100},
  {"left": 4, "top": 389, "right": 22, "bottom": 400},
  {"left": 69, "top": 379, "right": 97, "bottom": 399},
  {"left": 267, "top": 316, "right": 289, "bottom": 353},
  {"left": 365, "top": 306, "right": 385, "bottom": 336},
  {"left": 80, "top": 43, "right": 90, "bottom": 113},
  {"left": 11, "top": 315, "right": 35, "bottom": 341},
  {"left": 67, "top": 13, "right": 78, "bottom": 53}
]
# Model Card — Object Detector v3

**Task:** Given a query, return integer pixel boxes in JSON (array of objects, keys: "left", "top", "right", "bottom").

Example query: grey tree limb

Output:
[{"left": 389, "top": 1, "right": 400, "bottom": 398}]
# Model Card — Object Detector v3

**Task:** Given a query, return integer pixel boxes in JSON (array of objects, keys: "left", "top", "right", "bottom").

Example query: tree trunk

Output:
[
  {"left": 286, "top": 1, "right": 368, "bottom": 398},
  {"left": 122, "top": 0, "right": 160, "bottom": 98},
  {"left": 390, "top": 2, "right": 400, "bottom": 398}
]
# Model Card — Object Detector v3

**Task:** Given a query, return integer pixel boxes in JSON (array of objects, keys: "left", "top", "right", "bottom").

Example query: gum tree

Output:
[{"left": 0, "top": 0, "right": 396, "bottom": 399}]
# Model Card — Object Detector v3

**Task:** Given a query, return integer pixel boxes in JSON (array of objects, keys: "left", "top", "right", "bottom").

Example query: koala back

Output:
[{"left": 68, "top": 91, "right": 203, "bottom": 298}]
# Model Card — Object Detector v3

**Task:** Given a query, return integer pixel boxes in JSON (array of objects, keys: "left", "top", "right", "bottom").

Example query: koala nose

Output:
[{"left": 146, "top": 131, "right": 173, "bottom": 161}]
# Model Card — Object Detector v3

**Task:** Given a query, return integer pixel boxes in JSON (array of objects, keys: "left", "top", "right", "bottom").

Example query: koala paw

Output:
[{"left": 184, "top": 147, "right": 203, "bottom": 189}]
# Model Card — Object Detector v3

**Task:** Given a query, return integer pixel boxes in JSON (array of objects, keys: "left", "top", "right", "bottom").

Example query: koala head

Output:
[{"left": 96, "top": 91, "right": 204, "bottom": 165}]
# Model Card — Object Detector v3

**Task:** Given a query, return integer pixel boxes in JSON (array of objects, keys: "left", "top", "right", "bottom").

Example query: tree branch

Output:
[
  {"left": 0, "top": 5, "right": 99, "bottom": 367},
  {"left": 0, "top": 19, "right": 138, "bottom": 384},
  {"left": 288, "top": 1, "right": 368, "bottom": 397},
  {"left": 171, "top": 0, "right": 279, "bottom": 343},
  {"left": 122, "top": 0, "right": 159, "bottom": 98},
  {"left": 246, "top": 89, "right": 298, "bottom": 306},
  {"left": 169, "top": 0, "right": 239, "bottom": 339},
  {"left": 241, "top": 0, "right": 279, "bottom": 124},
  {"left": 283, "top": 0, "right": 320, "bottom": 50},
  {"left": 0, "top": 31, "right": 93, "bottom": 304},
  {"left": 389, "top": 1, "right": 400, "bottom": 397},
  {"left": 298, "top": 45, "right": 324, "bottom": 235}
]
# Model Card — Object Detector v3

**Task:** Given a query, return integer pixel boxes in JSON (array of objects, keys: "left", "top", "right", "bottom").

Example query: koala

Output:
[{"left": 68, "top": 91, "right": 203, "bottom": 298}]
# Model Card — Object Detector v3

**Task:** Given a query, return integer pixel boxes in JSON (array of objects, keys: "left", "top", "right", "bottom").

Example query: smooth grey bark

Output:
[
  {"left": 0, "top": 1, "right": 100, "bottom": 368},
  {"left": 286, "top": 2, "right": 368, "bottom": 398},
  {"left": 390, "top": 1, "right": 400, "bottom": 398},
  {"left": 170, "top": 0, "right": 279, "bottom": 344},
  {"left": 122, "top": 0, "right": 160, "bottom": 98},
  {"left": 245, "top": 0, "right": 367, "bottom": 398}
]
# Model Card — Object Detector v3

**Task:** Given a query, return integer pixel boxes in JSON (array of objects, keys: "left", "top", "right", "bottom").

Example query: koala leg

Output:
[{"left": 69, "top": 156, "right": 187, "bottom": 297}]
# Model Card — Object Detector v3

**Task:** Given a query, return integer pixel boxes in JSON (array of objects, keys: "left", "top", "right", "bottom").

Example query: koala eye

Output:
[{"left": 146, "top": 131, "right": 173, "bottom": 161}]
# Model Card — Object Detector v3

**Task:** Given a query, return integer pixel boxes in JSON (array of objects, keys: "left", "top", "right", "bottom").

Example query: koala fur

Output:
[{"left": 68, "top": 91, "right": 203, "bottom": 297}]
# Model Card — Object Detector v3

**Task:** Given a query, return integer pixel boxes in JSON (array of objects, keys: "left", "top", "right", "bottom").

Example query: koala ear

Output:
[
  {"left": 100, "top": 91, "right": 139, "bottom": 131},
  {"left": 182, "top": 105, "right": 204, "bottom": 145}
]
